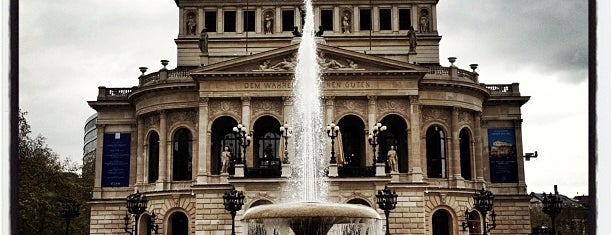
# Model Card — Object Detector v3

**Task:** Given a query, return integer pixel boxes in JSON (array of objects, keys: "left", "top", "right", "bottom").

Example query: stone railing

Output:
[
  {"left": 97, "top": 87, "right": 135, "bottom": 100},
  {"left": 484, "top": 83, "right": 520, "bottom": 96},
  {"left": 139, "top": 68, "right": 192, "bottom": 85},
  {"left": 426, "top": 66, "right": 478, "bottom": 82}
]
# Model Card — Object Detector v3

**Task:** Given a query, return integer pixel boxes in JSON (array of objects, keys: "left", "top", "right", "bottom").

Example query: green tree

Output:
[{"left": 18, "top": 110, "right": 91, "bottom": 234}]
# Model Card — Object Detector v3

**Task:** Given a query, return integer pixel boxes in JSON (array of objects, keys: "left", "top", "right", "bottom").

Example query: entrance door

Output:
[
  {"left": 169, "top": 212, "right": 189, "bottom": 235},
  {"left": 432, "top": 210, "right": 451, "bottom": 235}
]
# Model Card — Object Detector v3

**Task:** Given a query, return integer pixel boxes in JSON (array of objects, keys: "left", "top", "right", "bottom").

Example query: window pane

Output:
[
  {"left": 224, "top": 11, "right": 236, "bottom": 32},
  {"left": 243, "top": 10, "right": 255, "bottom": 32},
  {"left": 379, "top": 9, "right": 391, "bottom": 30},
  {"left": 205, "top": 11, "right": 217, "bottom": 32},
  {"left": 399, "top": 9, "right": 411, "bottom": 30},
  {"left": 282, "top": 10, "right": 294, "bottom": 31},
  {"left": 321, "top": 9, "right": 333, "bottom": 31},
  {"left": 359, "top": 9, "right": 371, "bottom": 30}
]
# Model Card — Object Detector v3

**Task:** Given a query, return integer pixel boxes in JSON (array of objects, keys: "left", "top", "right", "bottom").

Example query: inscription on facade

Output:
[{"left": 241, "top": 81, "right": 373, "bottom": 90}]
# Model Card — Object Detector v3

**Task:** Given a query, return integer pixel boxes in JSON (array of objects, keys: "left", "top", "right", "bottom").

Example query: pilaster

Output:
[
  {"left": 473, "top": 112, "right": 485, "bottom": 184},
  {"left": 514, "top": 119, "right": 527, "bottom": 193},
  {"left": 157, "top": 110, "right": 168, "bottom": 190},
  {"left": 136, "top": 118, "right": 145, "bottom": 185},
  {"left": 93, "top": 124, "right": 105, "bottom": 198},
  {"left": 408, "top": 96, "right": 423, "bottom": 182},
  {"left": 241, "top": 96, "right": 252, "bottom": 166},
  {"left": 197, "top": 98, "right": 209, "bottom": 184},
  {"left": 367, "top": 95, "right": 377, "bottom": 166},
  {"left": 451, "top": 107, "right": 463, "bottom": 182}
]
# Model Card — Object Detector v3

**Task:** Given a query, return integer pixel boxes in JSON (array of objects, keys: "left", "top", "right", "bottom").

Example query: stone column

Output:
[
  {"left": 197, "top": 98, "right": 209, "bottom": 184},
  {"left": 136, "top": 118, "right": 145, "bottom": 185},
  {"left": 367, "top": 96, "right": 377, "bottom": 166},
  {"left": 92, "top": 124, "right": 105, "bottom": 198},
  {"left": 198, "top": 8, "right": 204, "bottom": 33},
  {"left": 275, "top": 7, "right": 282, "bottom": 33},
  {"left": 241, "top": 96, "right": 251, "bottom": 166},
  {"left": 236, "top": 8, "right": 244, "bottom": 34},
  {"left": 392, "top": 5, "right": 399, "bottom": 32},
  {"left": 372, "top": 6, "right": 380, "bottom": 32},
  {"left": 451, "top": 107, "right": 464, "bottom": 186},
  {"left": 157, "top": 110, "right": 168, "bottom": 190},
  {"left": 282, "top": 97, "right": 293, "bottom": 177},
  {"left": 353, "top": 6, "right": 359, "bottom": 32},
  {"left": 431, "top": 5, "right": 438, "bottom": 32},
  {"left": 255, "top": 7, "right": 262, "bottom": 34},
  {"left": 473, "top": 112, "right": 485, "bottom": 184},
  {"left": 408, "top": 96, "right": 423, "bottom": 182},
  {"left": 333, "top": 7, "right": 340, "bottom": 33},
  {"left": 481, "top": 119, "right": 490, "bottom": 183},
  {"left": 217, "top": 8, "right": 224, "bottom": 33},
  {"left": 325, "top": 97, "right": 338, "bottom": 177},
  {"left": 514, "top": 119, "right": 527, "bottom": 194}
]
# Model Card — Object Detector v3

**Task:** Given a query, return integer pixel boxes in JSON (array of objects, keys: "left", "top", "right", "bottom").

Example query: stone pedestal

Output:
[
  {"left": 375, "top": 163, "right": 386, "bottom": 177},
  {"left": 234, "top": 164, "right": 245, "bottom": 178},
  {"left": 408, "top": 51, "right": 418, "bottom": 64},
  {"left": 196, "top": 176, "right": 207, "bottom": 185},
  {"left": 220, "top": 173, "right": 229, "bottom": 184},
  {"left": 200, "top": 54, "right": 209, "bottom": 66},
  {"left": 328, "top": 164, "right": 339, "bottom": 177},
  {"left": 390, "top": 172, "right": 400, "bottom": 182},
  {"left": 410, "top": 167, "right": 423, "bottom": 182},
  {"left": 281, "top": 164, "right": 292, "bottom": 177},
  {"left": 155, "top": 181, "right": 167, "bottom": 191}
]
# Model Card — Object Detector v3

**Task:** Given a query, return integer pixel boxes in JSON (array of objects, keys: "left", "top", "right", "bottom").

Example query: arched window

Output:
[
  {"left": 253, "top": 116, "right": 281, "bottom": 168},
  {"left": 432, "top": 209, "right": 452, "bottom": 235},
  {"left": 347, "top": 198, "right": 371, "bottom": 207},
  {"left": 467, "top": 210, "right": 482, "bottom": 234},
  {"left": 148, "top": 132, "right": 159, "bottom": 183},
  {"left": 379, "top": 115, "right": 408, "bottom": 173},
  {"left": 459, "top": 128, "right": 472, "bottom": 180},
  {"left": 426, "top": 125, "right": 446, "bottom": 178},
  {"left": 173, "top": 128, "right": 192, "bottom": 181},
  {"left": 338, "top": 115, "right": 366, "bottom": 167},
  {"left": 168, "top": 212, "right": 189, "bottom": 235},
  {"left": 211, "top": 116, "right": 239, "bottom": 175},
  {"left": 138, "top": 214, "right": 153, "bottom": 235}
]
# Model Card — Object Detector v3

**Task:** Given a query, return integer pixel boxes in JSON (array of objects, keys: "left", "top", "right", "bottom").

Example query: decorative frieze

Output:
[
  {"left": 422, "top": 107, "right": 451, "bottom": 126},
  {"left": 459, "top": 110, "right": 474, "bottom": 126},
  {"left": 209, "top": 99, "right": 241, "bottom": 120},
  {"left": 168, "top": 110, "right": 197, "bottom": 125},
  {"left": 335, "top": 98, "right": 367, "bottom": 119},
  {"left": 252, "top": 99, "right": 282, "bottom": 118},
  {"left": 144, "top": 114, "right": 160, "bottom": 130},
  {"left": 377, "top": 98, "right": 409, "bottom": 117}
]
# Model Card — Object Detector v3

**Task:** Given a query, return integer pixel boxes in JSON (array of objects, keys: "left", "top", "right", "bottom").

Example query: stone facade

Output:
[{"left": 88, "top": 0, "right": 532, "bottom": 234}]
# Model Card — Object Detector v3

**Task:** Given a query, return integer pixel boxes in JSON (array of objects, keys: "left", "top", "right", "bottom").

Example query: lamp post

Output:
[
  {"left": 279, "top": 123, "right": 291, "bottom": 164},
  {"left": 376, "top": 185, "right": 398, "bottom": 235},
  {"left": 368, "top": 122, "right": 387, "bottom": 166},
  {"left": 124, "top": 190, "right": 158, "bottom": 235},
  {"left": 469, "top": 187, "right": 497, "bottom": 235},
  {"left": 59, "top": 200, "right": 80, "bottom": 235},
  {"left": 233, "top": 123, "right": 252, "bottom": 166},
  {"left": 326, "top": 122, "right": 340, "bottom": 164},
  {"left": 223, "top": 187, "right": 245, "bottom": 235},
  {"left": 542, "top": 185, "right": 563, "bottom": 234}
]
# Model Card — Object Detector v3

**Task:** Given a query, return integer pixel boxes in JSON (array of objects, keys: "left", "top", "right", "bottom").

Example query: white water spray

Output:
[{"left": 284, "top": 0, "right": 328, "bottom": 202}]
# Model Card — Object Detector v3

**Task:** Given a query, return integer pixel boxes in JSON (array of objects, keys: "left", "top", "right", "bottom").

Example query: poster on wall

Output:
[
  {"left": 102, "top": 133, "right": 131, "bottom": 187},
  {"left": 487, "top": 129, "right": 518, "bottom": 183}
]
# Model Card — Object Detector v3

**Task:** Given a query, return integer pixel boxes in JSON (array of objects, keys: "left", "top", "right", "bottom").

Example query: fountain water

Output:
[{"left": 242, "top": 0, "right": 383, "bottom": 234}]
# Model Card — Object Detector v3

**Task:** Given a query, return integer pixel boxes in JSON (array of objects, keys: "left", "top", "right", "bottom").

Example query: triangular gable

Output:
[{"left": 190, "top": 43, "right": 428, "bottom": 75}]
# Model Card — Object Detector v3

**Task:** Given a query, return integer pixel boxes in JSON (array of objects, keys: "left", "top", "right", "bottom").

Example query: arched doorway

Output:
[
  {"left": 379, "top": 114, "right": 408, "bottom": 173},
  {"left": 467, "top": 210, "right": 482, "bottom": 235},
  {"left": 172, "top": 128, "right": 192, "bottom": 181},
  {"left": 253, "top": 116, "right": 281, "bottom": 168},
  {"left": 337, "top": 115, "right": 366, "bottom": 167},
  {"left": 138, "top": 213, "right": 153, "bottom": 235},
  {"left": 210, "top": 116, "right": 239, "bottom": 175},
  {"left": 168, "top": 212, "right": 189, "bottom": 235},
  {"left": 432, "top": 209, "right": 452, "bottom": 235}
]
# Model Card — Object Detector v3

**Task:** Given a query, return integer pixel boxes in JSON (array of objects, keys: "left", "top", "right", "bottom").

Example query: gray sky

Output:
[{"left": 19, "top": 0, "right": 588, "bottom": 196}]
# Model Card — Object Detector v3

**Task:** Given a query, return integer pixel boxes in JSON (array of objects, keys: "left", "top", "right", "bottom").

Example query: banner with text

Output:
[
  {"left": 487, "top": 129, "right": 518, "bottom": 183},
  {"left": 102, "top": 133, "right": 131, "bottom": 187}
]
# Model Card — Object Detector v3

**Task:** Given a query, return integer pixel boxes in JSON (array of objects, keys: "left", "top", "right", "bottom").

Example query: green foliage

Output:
[{"left": 18, "top": 110, "right": 92, "bottom": 234}]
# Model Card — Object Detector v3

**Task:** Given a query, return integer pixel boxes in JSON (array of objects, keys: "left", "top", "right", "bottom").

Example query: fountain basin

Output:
[{"left": 243, "top": 202, "right": 382, "bottom": 235}]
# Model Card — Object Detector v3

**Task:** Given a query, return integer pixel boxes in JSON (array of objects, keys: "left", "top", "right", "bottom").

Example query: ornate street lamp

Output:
[
  {"left": 59, "top": 200, "right": 80, "bottom": 235},
  {"left": 233, "top": 123, "right": 252, "bottom": 166},
  {"left": 124, "top": 190, "right": 158, "bottom": 235},
  {"left": 223, "top": 187, "right": 245, "bottom": 235},
  {"left": 368, "top": 122, "right": 387, "bottom": 166},
  {"left": 468, "top": 187, "right": 497, "bottom": 235},
  {"left": 279, "top": 123, "right": 291, "bottom": 164},
  {"left": 376, "top": 185, "right": 398, "bottom": 235},
  {"left": 326, "top": 122, "right": 340, "bottom": 164},
  {"left": 542, "top": 185, "right": 563, "bottom": 234}
]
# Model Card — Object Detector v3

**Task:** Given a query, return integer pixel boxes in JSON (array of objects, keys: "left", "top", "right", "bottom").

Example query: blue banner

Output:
[
  {"left": 102, "top": 133, "right": 131, "bottom": 187},
  {"left": 487, "top": 129, "right": 518, "bottom": 183}
]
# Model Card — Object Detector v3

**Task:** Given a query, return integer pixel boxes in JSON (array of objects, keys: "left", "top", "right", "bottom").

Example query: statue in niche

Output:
[
  {"left": 387, "top": 145, "right": 398, "bottom": 173},
  {"left": 419, "top": 9, "right": 430, "bottom": 32},
  {"left": 221, "top": 146, "right": 232, "bottom": 174},
  {"left": 186, "top": 13, "right": 197, "bottom": 35},
  {"left": 407, "top": 26, "right": 417, "bottom": 52},
  {"left": 264, "top": 13, "right": 274, "bottom": 34},
  {"left": 342, "top": 11, "right": 351, "bottom": 33},
  {"left": 198, "top": 27, "right": 209, "bottom": 53}
]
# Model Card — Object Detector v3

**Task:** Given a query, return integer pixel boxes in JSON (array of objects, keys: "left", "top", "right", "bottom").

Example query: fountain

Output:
[{"left": 241, "top": 0, "right": 383, "bottom": 234}]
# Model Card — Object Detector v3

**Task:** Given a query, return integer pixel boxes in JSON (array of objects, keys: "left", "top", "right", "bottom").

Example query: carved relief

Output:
[
  {"left": 209, "top": 99, "right": 241, "bottom": 120},
  {"left": 263, "top": 9, "right": 274, "bottom": 34},
  {"left": 168, "top": 110, "right": 197, "bottom": 125},
  {"left": 144, "top": 114, "right": 160, "bottom": 130},
  {"left": 252, "top": 99, "right": 282, "bottom": 118},
  {"left": 422, "top": 107, "right": 451, "bottom": 125},
  {"left": 341, "top": 8, "right": 352, "bottom": 33},
  {"left": 254, "top": 55, "right": 297, "bottom": 71},
  {"left": 335, "top": 99, "right": 366, "bottom": 119},
  {"left": 377, "top": 98, "right": 409, "bottom": 117},
  {"left": 459, "top": 110, "right": 474, "bottom": 125},
  {"left": 253, "top": 53, "right": 364, "bottom": 71}
]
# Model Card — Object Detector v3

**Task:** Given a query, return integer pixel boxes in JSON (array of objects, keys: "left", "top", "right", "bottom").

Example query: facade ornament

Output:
[
  {"left": 407, "top": 26, "right": 417, "bottom": 52},
  {"left": 419, "top": 9, "right": 430, "bottom": 33},
  {"left": 422, "top": 107, "right": 451, "bottom": 125},
  {"left": 209, "top": 100, "right": 241, "bottom": 119},
  {"left": 341, "top": 9, "right": 351, "bottom": 33},
  {"left": 335, "top": 99, "right": 366, "bottom": 118},
  {"left": 186, "top": 12, "right": 197, "bottom": 35},
  {"left": 198, "top": 27, "right": 209, "bottom": 54},
  {"left": 263, "top": 11, "right": 274, "bottom": 34},
  {"left": 252, "top": 99, "right": 282, "bottom": 118},
  {"left": 168, "top": 110, "right": 197, "bottom": 125}
]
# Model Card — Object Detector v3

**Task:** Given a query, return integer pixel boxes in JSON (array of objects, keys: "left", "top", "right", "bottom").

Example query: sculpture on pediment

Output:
[
  {"left": 198, "top": 27, "right": 209, "bottom": 54},
  {"left": 407, "top": 26, "right": 417, "bottom": 52},
  {"left": 270, "top": 58, "right": 297, "bottom": 71},
  {"left": 419, "top": 9, "right": 430, "bottom": 33},
  {"left": 186, "top": 12, "right": 197, "bottom": 35},
  {"left": 319, "top": 57, "right": 345, "bottom": 69},
  {"left": 264, "top": 11, "right": 274, "bottom": 34},
  {"left": 346, "top": 59, "right": 359, "bottom": 69},
  {"left": 342, "top": 10, "right": 351, "bottom": 33}
]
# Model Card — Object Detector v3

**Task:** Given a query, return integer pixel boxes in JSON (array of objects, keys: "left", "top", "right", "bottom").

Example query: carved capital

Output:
[
  {"left": 282, "top": 96, "right": 294, "bottom": 105},
  {"left": 241, "top": 96, "right": 251, "bottom": 104},
  {"left": 324, "top": 96, "right": 335, "bottom": 106},
  {"left": 199, "top": 97, "right": 209, "bottom": 104},
  {"left": 408, "top": 95, "right": 419, "bottom": 104},
  {"left": 367, "top": 95, "right": 377, "bottom": 105}
]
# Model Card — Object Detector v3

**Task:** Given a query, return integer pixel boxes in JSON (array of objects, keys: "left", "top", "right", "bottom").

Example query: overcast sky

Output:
[{"left": 19, "top": 0, "right": 588, "bottom": 196}]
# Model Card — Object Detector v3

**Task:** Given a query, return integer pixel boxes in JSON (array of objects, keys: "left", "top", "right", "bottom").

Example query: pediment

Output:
[{"left": 190, "top": 44, "right": 428, "bottom": 75}]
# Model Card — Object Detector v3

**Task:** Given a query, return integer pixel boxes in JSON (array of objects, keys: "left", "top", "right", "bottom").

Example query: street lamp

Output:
[
  {"left": 368, "top": 122, "right": 387, "bottom": 166},
  {"left": 279, "top": 123, "right": 291, "bottom": 164},
  {"left": 233, "top": 123, "right": 252, "bottom": 166},
  {"left": 326, "top": 122, "right": 340, "bottom": 164},
  {"left": 124, "top": 190, "right": 158, "bottom": 235},
  {"left": 59, "top": 200, "right": 80, "bottom": 235},
  {"left": 223, "top": 187, "right": 245, "bottom": 235},
  {"left": 376, "top": 185, "right": 398, "bottom": 235},
  {"left": 542, "top": 185, "right": 563, "bottom": 234},
  {"left": 469, "top": 187, "right": 497, "bottom": 235}
]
